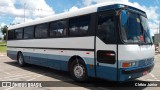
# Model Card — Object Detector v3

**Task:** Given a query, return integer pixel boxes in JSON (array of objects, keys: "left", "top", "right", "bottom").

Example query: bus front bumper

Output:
[{"left": 119, "top": 63, "right": 154, "bottom": 81}]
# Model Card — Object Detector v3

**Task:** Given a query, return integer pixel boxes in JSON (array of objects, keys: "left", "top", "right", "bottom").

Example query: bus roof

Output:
[{"left": 8, "top": 2, "right": 145, "bottom": 30}]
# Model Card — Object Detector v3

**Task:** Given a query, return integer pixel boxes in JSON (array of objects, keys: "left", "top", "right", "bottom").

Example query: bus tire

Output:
[
  {"left": 70, "top": 59, "right": 88, "bottom": 82},
  {"left": 17, "top": 52, "right": 26, "bottom": 67}
]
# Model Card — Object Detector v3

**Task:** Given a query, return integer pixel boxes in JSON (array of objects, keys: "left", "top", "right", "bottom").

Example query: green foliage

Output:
[
  {"left": 1, "top": 25, "right": 8, "bottom": 41},
  {"left": 1, "top": 25, "right": 8, "bottom": 35}
]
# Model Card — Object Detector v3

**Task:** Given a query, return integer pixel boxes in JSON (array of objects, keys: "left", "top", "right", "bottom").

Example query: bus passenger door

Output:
[{"left": 95, "top": 12, "right": 117, "bottom": 81}]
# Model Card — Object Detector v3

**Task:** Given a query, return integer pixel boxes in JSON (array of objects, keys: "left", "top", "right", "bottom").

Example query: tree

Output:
[{"left": 1, "top": 25, "right": 8, "bottom": 41}]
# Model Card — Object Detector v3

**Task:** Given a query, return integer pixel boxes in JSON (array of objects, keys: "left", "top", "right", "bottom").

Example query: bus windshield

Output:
[{"left": 121, "top": 10, "right": 153, "bottom": 44}]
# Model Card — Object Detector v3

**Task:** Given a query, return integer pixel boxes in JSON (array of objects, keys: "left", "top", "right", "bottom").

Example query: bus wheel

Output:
[
  {"left": 70, "top": 59, "right": 88, "bottom": 81},
  {"left": 18, "top": 53, "right": 25, "bottom": 67}
]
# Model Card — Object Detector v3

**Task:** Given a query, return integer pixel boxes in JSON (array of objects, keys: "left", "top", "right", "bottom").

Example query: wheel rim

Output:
[
  {"left": 19, "top": 54, "right": 23, "bottom": 65},
  {"left": 73, "top": 64, "right": 84, "bottom": 78}
]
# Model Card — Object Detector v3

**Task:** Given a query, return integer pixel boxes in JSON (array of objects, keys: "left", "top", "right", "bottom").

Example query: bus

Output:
[{"left": 7, "top": 2, "right": 154, "bottom": 82}]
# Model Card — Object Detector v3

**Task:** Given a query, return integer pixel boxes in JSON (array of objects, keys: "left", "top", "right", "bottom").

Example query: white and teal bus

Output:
[{"left": 7, "top": 2, "right": 154, "bottom": 82}]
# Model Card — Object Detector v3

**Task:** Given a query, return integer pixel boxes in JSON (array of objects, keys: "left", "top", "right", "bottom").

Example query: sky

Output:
[{"left": 0, "top": 0, "right": 160, "bottom": 38}]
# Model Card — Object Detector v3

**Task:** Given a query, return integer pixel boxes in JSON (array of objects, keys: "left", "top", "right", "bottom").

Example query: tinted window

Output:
[
  {"left": 97, "top": 50, "right": 116, "bottom": 64},
  {"left": 121, "top": 11, "right": 144, "bottom": 43},
  {"left": 97, "top": 13, "right": 116, "bottom": 44},
  {"left": 69, "top": 15, "right": 90, "bottom": 36},
  {"left": 8, "top": 30, "right": 15, "bottom": 40},
  {"left": 50, "top": 20, "right": 67, "bottom": 37},
  {"left": 57, "top": 21, "right": 67, "bottom": 36},
  {"left": 15, "top": 28, "right": 23, "bottom": 39},
  {"left": 50, "top": 22, "right": 57, "bottom": 37},
  {"left": 127, "top": 12, "right": 142, "bottom": 42},
  {"left": 24, "top": 26, "right": 34, "bottom": 39},
  {"left": 140, "top": 16, "right": 152, "bottom": 43},
  {"left": 35, "top": 24, "right": 48, "bottom": 38},
  {"left": 121, "top": 10, "right": 128, "bottom": 42}
]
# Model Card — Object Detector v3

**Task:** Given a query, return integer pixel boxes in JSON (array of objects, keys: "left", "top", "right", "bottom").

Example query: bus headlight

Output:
[{"left": 122, "top": 62, "right": 136, "bottom": 68}]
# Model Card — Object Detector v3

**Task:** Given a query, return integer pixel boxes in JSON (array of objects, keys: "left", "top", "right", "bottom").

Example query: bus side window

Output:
[
  {"left": 50, "top": 22, "right": 57, "bottom": 37},
  {"left": 57, "top": 20, "right": 67, "bottom": 36},
  {"left": 97, "top": 13, "right": 116, "bottom": 44},
  {"left": 35, "top": 23, "right": 48, "bottom": 38},
  {"left": 50, "top": 20, "right": 67, "bottom": 37},
  {"left": 78, "top": 15, "right": 90, "bottom": 35},
  {"left": 15, "top": 28, "right": 23, "bottom": 39},
  {"left": 69, "top": 15, "right": 90, "bottom": 36},
  {"left": 8, "top": 30, "right": 15, "bottom": 40},
  {"left": 69, "top": 17, "right": 78, "bottom": 36},
  {"left": 24, "top": 26, "right": 34, "bottom": 39}
]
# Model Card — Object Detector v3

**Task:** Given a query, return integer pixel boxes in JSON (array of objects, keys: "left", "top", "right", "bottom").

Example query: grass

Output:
[
  {"left": 0, "top": 42, "right": 7, "bottom": 53},
  {"left": 0, "top": 46, "right": 6, "bottom": 53},
  {"left": 0, "top": 42, "right": 6, "bottom": 45}
]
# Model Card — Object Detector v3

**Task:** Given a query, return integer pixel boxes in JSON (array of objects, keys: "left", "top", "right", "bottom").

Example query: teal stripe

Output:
[{"left": 7, "top": 50, "right": 94, "bottom": 64}]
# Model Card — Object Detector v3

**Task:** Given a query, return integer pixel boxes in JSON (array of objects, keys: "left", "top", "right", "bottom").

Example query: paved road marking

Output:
[
  {"left": 0, "top": 73, "right": 36, "bottom": 80},
  {"left": 146, "top": 79, "right": 156, "bottom": 81},
  {"left": 1, "top": 74, "right": 40, "bottom": 81},
  {"left": 5, "top": 73, "right": 47, "bottom": 90},
  {"left": 149, "top": 73, "right": 160, "bottom": 81},
  {"left": 0, "top": 69, "right": 11, "bottom": 75},
  {"left": 27, "top": 73, "right": 45, "bottom": 81}
]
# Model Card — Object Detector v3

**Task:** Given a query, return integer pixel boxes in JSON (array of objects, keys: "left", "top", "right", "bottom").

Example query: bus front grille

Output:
[{"left": 138, "top": 58, "right": 154, "bottom": 67}]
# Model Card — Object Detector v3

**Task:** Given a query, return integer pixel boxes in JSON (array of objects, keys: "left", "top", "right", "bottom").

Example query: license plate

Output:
[{"left": 143, "top": 71, "right": 148, "bottom": 75}]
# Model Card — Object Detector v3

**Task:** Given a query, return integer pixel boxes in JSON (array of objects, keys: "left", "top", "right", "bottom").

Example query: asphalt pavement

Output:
[{"left": 0, "top": 53, "right": 159, "bottom": 90}]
